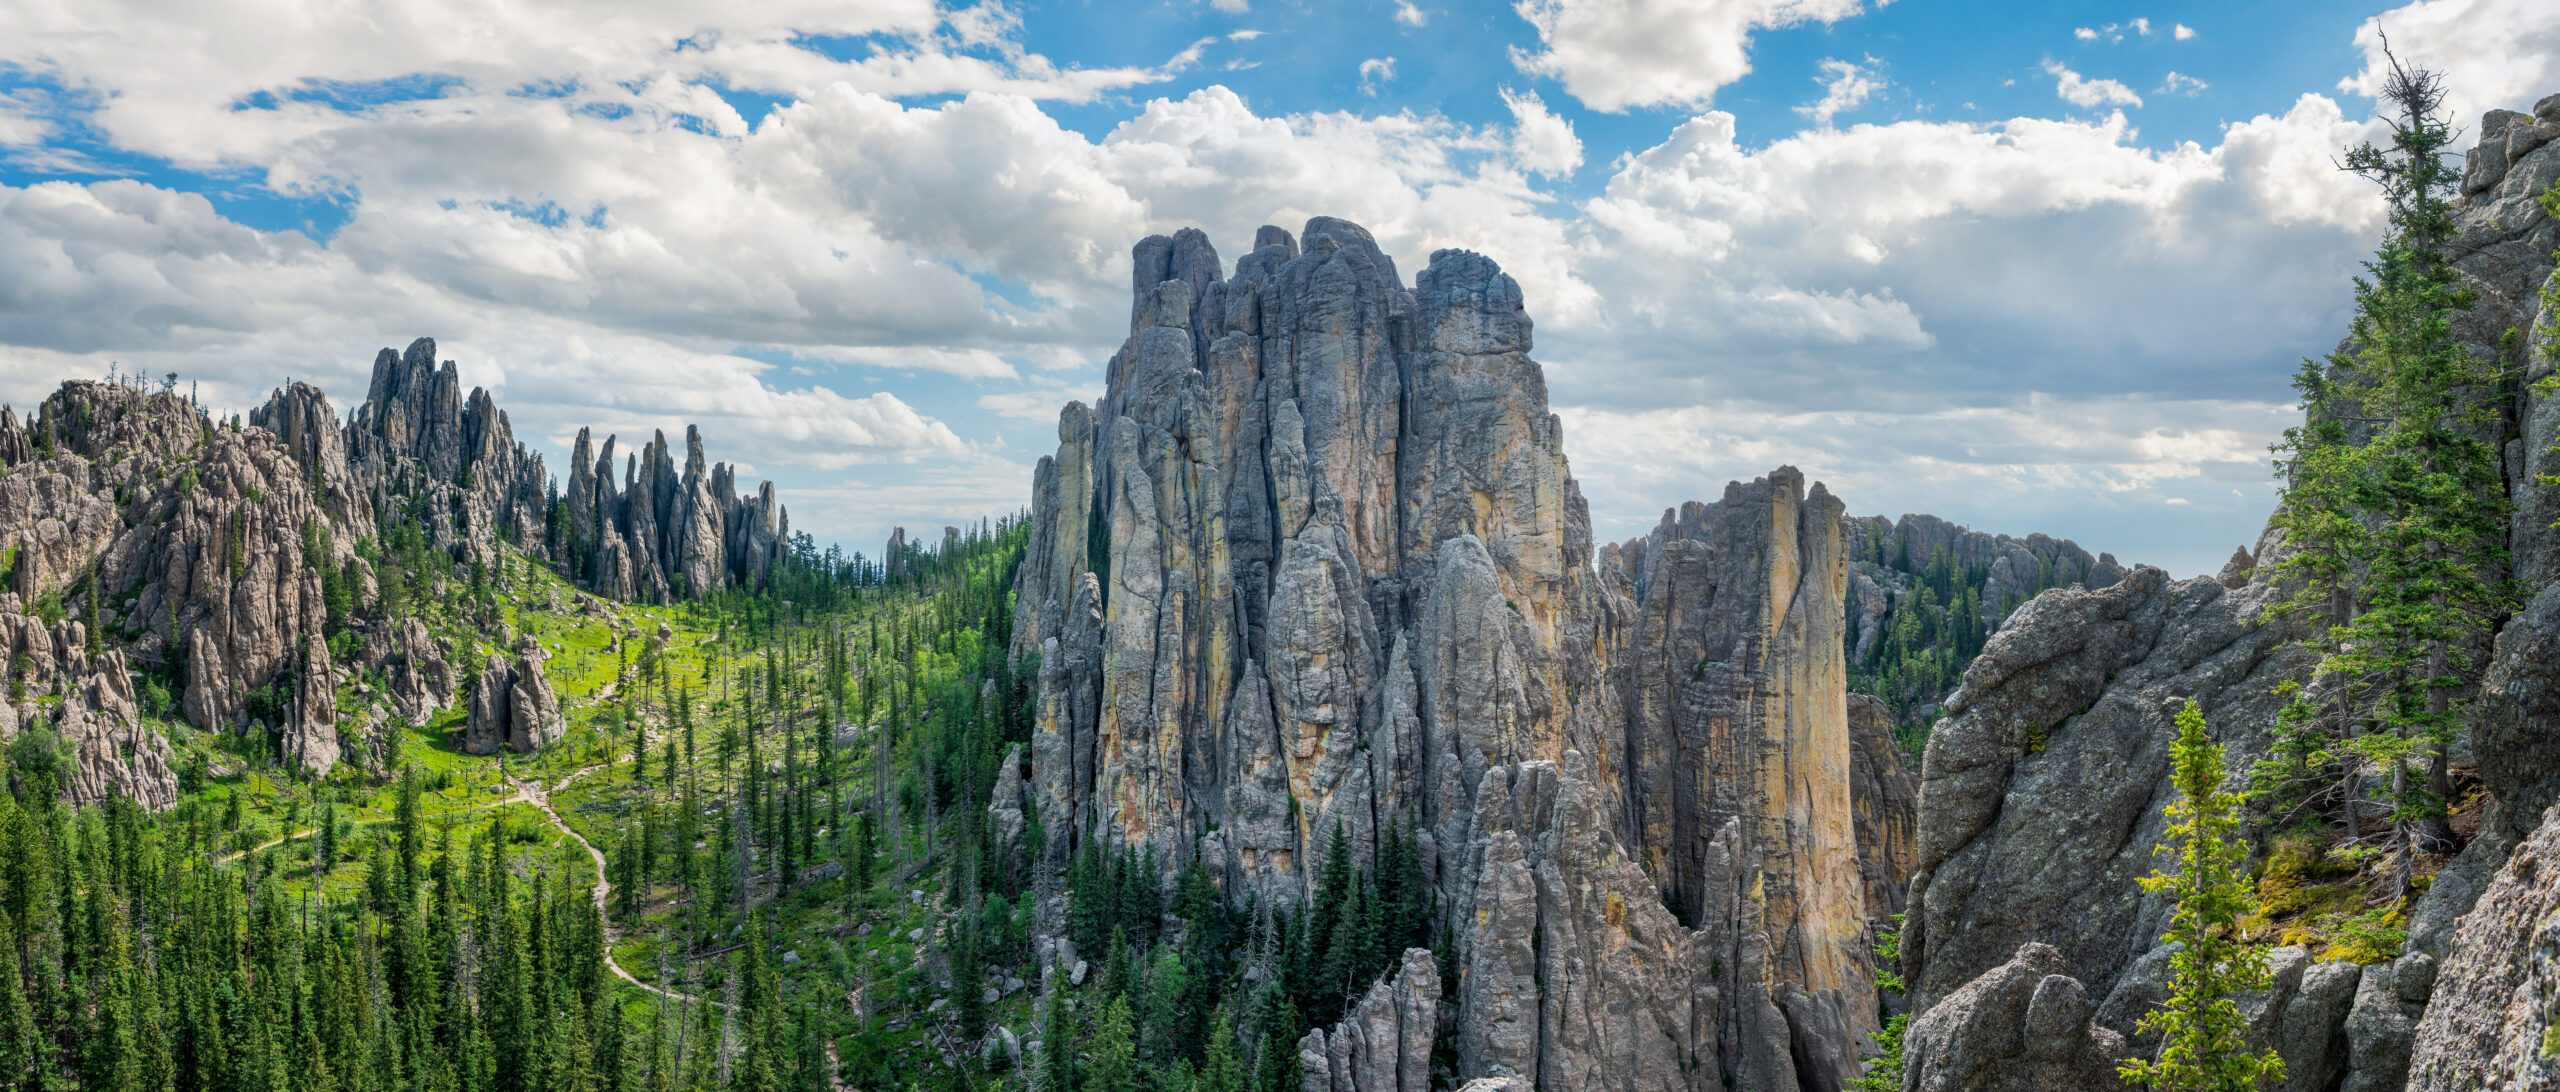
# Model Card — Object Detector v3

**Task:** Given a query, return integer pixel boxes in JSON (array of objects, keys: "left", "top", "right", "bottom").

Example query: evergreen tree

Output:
[
  {"left": 2263, "top": 50, "right": 2515, "bottom": 899},
  {"left": 1085, "top": 996, "right": 1138, "bottom": 1092},
  {"left": 1247, "top": 986, "right": 1299, "bottom": 1092},
  {"left": 851, "top": 811, "right": 876, "bottom": 897},
  {"left": 2119, "top": 702, "right": 2284, "bottom": 1092},
  {"left": 1198, "top": 1007, "right": 1245, "bottom": 1092},
  {"left": 1847, "top": 917, "right": 1908, "bottom": 1092},
  {"left": 1041, "top": 990, "right": 1078, "bottom": 1092},
  {"left": 952, "top": 900, "right": 986, "bottom": 1039}
]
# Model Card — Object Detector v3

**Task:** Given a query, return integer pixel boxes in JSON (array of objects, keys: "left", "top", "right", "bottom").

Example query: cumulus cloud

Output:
[
  {"left": 2159, "top": 71, "right": 2208, "bottom": 96},
  {"left": 1502, "top": 88, "right": 1584, "bottom": 177},
  {"left": 2174, "top": 23, "right": 2197, "bottom": 39},
  {"left": 5, "top": 0, "right": 2551, "bottom": 570},
  {"left": 1511, "top": 0, "right": 1872, "bottom": 112},
  {"left": 2340, "top": 0, "right": 2560, "bottom": 129},
  {"left": 2045, "top": 61, "right": 2145, "bottom": 108},
  {"left": 1395, "top": 2, "right": 1429, "bottom": 26},
  {"left": 1535, "top": 84, "right": 2394, "bottom": 572},
  {"left": 1558, "top": 393, "right": 2282, "bottom": 575},
  {"left": 0, "top": 180, "right": 975, "bottom": 471},
  {"left": 1796, "top": 56, "right": 1886, "bottom": 126}
]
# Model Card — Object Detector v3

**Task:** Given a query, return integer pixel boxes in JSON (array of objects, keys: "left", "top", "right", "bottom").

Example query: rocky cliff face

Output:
[
  {"left": 0, "top": 380, "right": 364, "bottom": 786},
  {"left": 337, "top": 339, "right": 546, "bottom": 569},
  {"left": 0, "top": 614, "right": 180, "bottom": 810},
  {"left": 1900, "top": 89, "right": 2560, "bottom": 1092},
  {"left": 460, "top": 633, "right": 564, "bottom": 755},
  {"left": 0, "top": 336, "right": 806, "bottom": 793},
  {"left": 1597, "top": 471, "right": 1875, "bottom": 1047},
  {"left": 557, "top": 422, "right": 786, "bottom": 601},
  {"left": 326, "top": 336, "right": 788, "bottom": 602},
  {"left": 1011, "top": 219, "right": 1910, "bottom": 1090}
]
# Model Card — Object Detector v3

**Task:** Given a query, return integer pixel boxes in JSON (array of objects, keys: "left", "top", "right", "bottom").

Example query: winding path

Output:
[
  {"left": 216, "top": 779, "right": 527, "bottom": 866},
  {"left": 509, "top": 768, "right": 730, "bottom": 1009},
  {"left": 230, "top": 622, "right": 732, "bottom": 1005}
]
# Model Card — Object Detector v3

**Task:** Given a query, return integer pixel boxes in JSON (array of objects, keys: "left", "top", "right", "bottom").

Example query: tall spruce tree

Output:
[
  {"left": 2120, "top": 702, "right": 2283, "bottom": 1092},
  {"left": 2263, "top": 49, "right": 2515, "bottom": 900}
]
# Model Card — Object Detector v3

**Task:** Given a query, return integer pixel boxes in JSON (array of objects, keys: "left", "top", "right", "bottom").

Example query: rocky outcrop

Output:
[
  {"left": 330, "top": 337, "right": 787, "bottom": 602},
  {"left": 1298, "top": 948, "right": 1439, "bottom": 1092},
  {"left": 357, "top": 617, "right": 457, "bottom": 727},
  {"left": 461, "top": 634, "right": 563, "bottom": 755},
  {"left": 0, "top": 380, "right": 367, "bottom": 794},
  {"left": 2405, "top": 800, "right": 2560, "bottom": 1089},
  {"left": 1013, "top": 219, "right": 1900, "bottom": 1090},
  {"left": 1598, "top": 469, "right": 1874, "bottom": 1073},
  {"left": 1902, "top": 562, "right": 2308, "bottom": 1011},
  {"left": 337, "top": 339, "right": 547, "bottom": 569},
  {"left": 1453, "top": 753, "right": 1844, "bottom": 1091},
  {"left": 283, "top": 632, "right": 339, "bottom": 777},
  {"left": 988, "top": 744, "right": 1030, "bottom": 874},
  {"left": 1895, "top": 88, "right": 2560, "bottom": 1091},
  {"left": 1839, "top": 512, "right": 2127, "bottom": 730},
  {"left": 557, "top": 422, "right": 786, "bottom": 600},
  {"left": 1903, "top": 942, "right": 2128, "bottom": 1092},
  {"left": 0, "top": 616, "right": 179, "bottom": 810},
  {"left": 1848, "top": 694, "right": 1917, "bottom": 922}
]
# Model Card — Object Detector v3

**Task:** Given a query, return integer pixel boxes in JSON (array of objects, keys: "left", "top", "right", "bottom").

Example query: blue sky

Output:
[{"left": 2, "top": 0, "right": 2556, "bottom": 578}]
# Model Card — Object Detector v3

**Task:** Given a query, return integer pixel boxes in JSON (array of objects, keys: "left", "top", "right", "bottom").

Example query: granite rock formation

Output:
[
  {"left": 1848, "top": 693, "right": 1918, "bottom": 922},
  {"left": 0, "top": 335, "right": 806, "bottom": 786},
  {"left": 1840, "top": 512, "right": 2127, "bottom": 730},
  {"left": 303, "top": 337, "right": 791, "bottom": 603},
  {"left": 0, "top": 380, "right": 363, "bottom": 786},
  {"left": 2404, "top": 800, "right": 2560, "bottom": 1089},
  {"left": 462, "top": 634, "right": 564, "bottom": 755},
  {"left": 336, "top": 339, "right": 544, "bottom": 568},
  {"left": 1898, "top": 88, "right": 2560, "bottom": 1092},
  {"left": 1297, "top": 947, "right": 1439, "bottom": 1092},
  {"left": 557, "top": 422, "right": 786, "bottom": 601},
  {"left": 1011, "top": 219, "right": 1908, "bottom": 1090},
  {"left": 1597, "top": 470, "right": 1876, "bottom": 1054},
  {"left": 1903, "top": 942, "right": 2129, "bottom": 1092},
  {"left": 0, "top": 615, "right": 180, "bottom": 810}
]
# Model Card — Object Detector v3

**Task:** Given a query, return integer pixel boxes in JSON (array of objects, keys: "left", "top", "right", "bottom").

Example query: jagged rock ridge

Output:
[
  {"left": 1009, "top": 218, "right": 1914, "bottom": 1090},
  {"left": 0, "top": 337, "right": 799, "bottom": 797}
]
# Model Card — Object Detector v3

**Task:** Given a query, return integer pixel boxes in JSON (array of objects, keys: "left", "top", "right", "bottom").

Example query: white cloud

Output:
[
  {"left": 0, "top": 181, "right": 975, "bottom": 473},
  {"left": 1796, "top": 56, "right": 1886, "bottom": 126},
  {"left": 1556, "top": 390, "right": 2286, "bottom": 576},
  {"left": 2174, "top": 23, "right": 2196, "bottom": 39},
  {"left": 1510, "top": 0, "right": 1872, "bottom": 112},
  {"left": 2045, "top": 61, "right": 2145, "bottom": 108},
  {"left": 0, "top": 88, "right": 58, "bottom": 146},
  {"left": 1360, "top": 57, "right": 1397, "bottom": 96},
  {"left": 1396, "top": 2, "right": 1429, "bottom": 26},
  {"left": 1565, "top": 89, "right": 2383, "bottom": 444},
  {"left": 2159, "top": 71, "right": 2208, "bottom": 96},
  {"left": 8, "top": 0, "right": 2552, "bottom": 572},
  {"left": 0, "top": 0, "right": 1192, "bottom": 175},
  {"left": 2079, "top": 18, "right": 2171, "bottom": 44},
  {"left": 2339, "top": 0, "right": 2560, "bottom": 130},
  {"left": 1502, "top": 88, "right": 1584, "bottom": 177}
]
